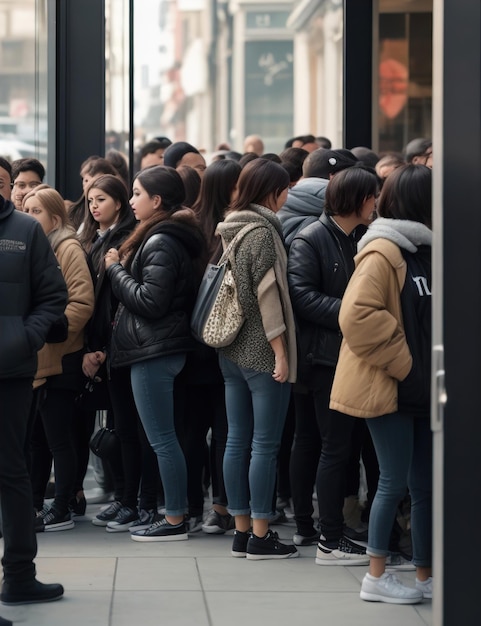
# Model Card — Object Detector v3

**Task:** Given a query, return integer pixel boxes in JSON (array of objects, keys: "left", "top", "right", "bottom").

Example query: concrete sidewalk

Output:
[{"left": 0, "top": 503, "right": 432, "bottom": 626}]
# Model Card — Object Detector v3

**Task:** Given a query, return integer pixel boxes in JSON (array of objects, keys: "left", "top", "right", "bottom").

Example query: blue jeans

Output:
[
  {"left": 130, "top": 354, "right": 187, "bottom": 516},
  {"left": 367, "top": 412, "right": 432, "bottom": 567},
  {"left": 219, "top": 354, "right": 291, "bottom": 519}
]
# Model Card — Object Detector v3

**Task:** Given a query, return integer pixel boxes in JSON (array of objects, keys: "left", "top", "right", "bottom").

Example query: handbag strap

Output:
[{"left": 218, "top": 222, "right": 263, "bottom": 266}]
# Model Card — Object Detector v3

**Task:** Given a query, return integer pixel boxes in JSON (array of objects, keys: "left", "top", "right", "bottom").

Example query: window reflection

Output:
[
  {"left": 0, "top": 0, "right": 48, "bottom": 170},
  {"left": 377, "top": 3, "right": 433, "bottom": 152}
]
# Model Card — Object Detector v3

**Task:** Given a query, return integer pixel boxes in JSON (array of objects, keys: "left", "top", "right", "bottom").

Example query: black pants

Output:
[
  {"left": 0, "top": 378, "right": 37, "bottom": 583},
  {"left": 290, "top": 366, "right": 356, "bottom": 542},
  {"left": 73, "top": 403, "right": 96, "bottom": 495},
  {"left": 31, "top": 387, "right": 78, "bottom": 511},
  {"left": 109, "top": 366, "right": 160, "bottom": 510},
  {"left": 289, "top": 390, "right": 321, "bottom": 534},
  {"left": 176, "top": 382, "right": 228, "bottom": 517}
]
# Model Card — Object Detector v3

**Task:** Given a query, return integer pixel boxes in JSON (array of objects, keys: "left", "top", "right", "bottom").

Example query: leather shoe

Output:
[
  {"left": 1, "top": 579, "right": 64, "bottom": 605},
  {"left": 0, "top": 616, "right": 12, "bottom": 626}
]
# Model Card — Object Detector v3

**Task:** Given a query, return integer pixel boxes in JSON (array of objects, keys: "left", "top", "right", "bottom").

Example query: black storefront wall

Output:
[
  {"left": 442, "top": 0, "right": 481, "bottom": 623},
  {"left": 55, "top": 0, "right": 106, "bottom": 202},
  {"left": 343, "top": 0, "right": 373, "bottom": 149}
]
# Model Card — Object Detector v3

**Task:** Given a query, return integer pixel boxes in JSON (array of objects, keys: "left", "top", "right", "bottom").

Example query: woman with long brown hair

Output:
[{"left": 104, "top": 165, "right": 206, "bottom": 541}]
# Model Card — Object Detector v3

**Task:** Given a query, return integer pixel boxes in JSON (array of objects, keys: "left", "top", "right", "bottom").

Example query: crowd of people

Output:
[{"left": 0, "top": 132, "right": 433, "bottom": 619}]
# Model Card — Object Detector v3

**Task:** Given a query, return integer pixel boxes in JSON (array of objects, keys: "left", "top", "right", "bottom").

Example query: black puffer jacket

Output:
[
  {"left": 85, "top": 220, "right": 136, "bottom": 352},
  {"left": 0, "top": 197, "right": 68, "bottom": 378},
  {"left": 107, "top": 211, "right": 205, "bottom": 367},
  {"left": 288, "top": 212, "right": 364, "bottom": 381}
]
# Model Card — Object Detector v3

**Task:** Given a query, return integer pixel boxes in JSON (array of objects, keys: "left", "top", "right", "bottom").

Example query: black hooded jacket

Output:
[
  {"left": 107, "top": 210, "right": 206, "bottom": 367},
  {"left": 0, "top": 196, "right": 68, "bottom": 378}
]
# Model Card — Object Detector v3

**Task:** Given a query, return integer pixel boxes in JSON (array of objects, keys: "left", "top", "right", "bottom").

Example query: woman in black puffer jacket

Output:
[{"left": 105, "top": 166, "right": 206, "bottom": 542}]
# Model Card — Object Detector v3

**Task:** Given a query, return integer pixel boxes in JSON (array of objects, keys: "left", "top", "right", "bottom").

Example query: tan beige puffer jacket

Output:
[
  {"left": 329, "top": 238, "right": 412, "bottom": 418},
  {"left": 35, "top": 229, "right": 94, "bottom": 383}
]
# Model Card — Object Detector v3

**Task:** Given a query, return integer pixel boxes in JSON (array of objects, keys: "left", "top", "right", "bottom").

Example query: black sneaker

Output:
[
  {"left": 69, "top": 495, "right": 87, "bottom": 517},
  {"left": 35, "top": 506, "right": 74, "bottom": 533},
  {"left": 106, "top": 506, "right": 140, "bottom": 532},
  {"left": 130, "top": 517, "right": 188, "bottom": 542},
  {"left": 231, "top": 529, "right": 250, "bottom": 557},
  {"left": 202, "top": 509, "right": 235, "bottom": 535},
  {"left": 315, "top": 535, "right": 369, "bottom": 566},
  {"left": 128, "top": 509, "right": 162, "bottom": 533},
  {"left": 246, "top": 530, "right": 299, "bottom": 560},
  {"left": 91, "top": 500, "right": 123, "bottom": 527},
  {"left": 0, "top": 578, "right": 64, "bottom": 605},
  {"left": 344, "top": 523, "right": 368, "bottom": 543}
]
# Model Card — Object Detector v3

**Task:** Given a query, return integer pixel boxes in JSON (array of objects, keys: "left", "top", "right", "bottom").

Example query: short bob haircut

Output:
[
  {"left": 376, "top": 164, "right": 432, "bottom": 228},
  {"left": 325, "top": 166, "right": 379, "bottom": 217},
  {"left": 230, "top": 158, "right": 289, "bottom": 212}
]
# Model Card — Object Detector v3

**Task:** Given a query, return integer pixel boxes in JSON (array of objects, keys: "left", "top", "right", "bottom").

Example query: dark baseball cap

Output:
[{"left": 303, "top": 148, "right": 359, "bottom": 179}]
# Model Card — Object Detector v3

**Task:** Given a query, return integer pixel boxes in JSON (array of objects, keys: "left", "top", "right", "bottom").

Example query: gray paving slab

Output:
[{"left": 0, "top": 504, "right": 432, "bottom": 626}]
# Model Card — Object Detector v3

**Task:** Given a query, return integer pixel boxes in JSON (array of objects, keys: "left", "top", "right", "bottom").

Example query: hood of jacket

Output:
[
  {"left": 277, "top": 178, "right": 328, "bottom": 247},
  {"left": 48, "top": 225, "right": 78, "bottom": 253},
  {"left": 279, "top": 177, "right": 328, "bottom": 219},
  {"left": 358, "top": 218, "right": 432, "bottom": 253},
  {"left": 146, "top": 208, "right": 206, "bottom": 259}
]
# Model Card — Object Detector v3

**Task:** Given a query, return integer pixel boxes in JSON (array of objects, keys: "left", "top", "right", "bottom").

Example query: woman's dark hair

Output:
[
  {"left": 80, "top": 155, "right": 101, "bottom": 174},
  {"left": 325, "top": 166, "right": 379, "bottom": 217},
  {"left": 261, "top": 152, "right": 282, "bottom": 163},
  {"left": 79, "top": 175, "right": 134, "bottom": 253},
  {"left": 279, "top": 147, "right": 309, "bottom": 185},
  {"left": 106, "top": 149, "right": 130, "bottom": 187},
  {"left": 118, "top": 166, "right": 186, "bottom": 264},
  {"left": 70, "top": 160, "right": 123, "bottom": 230},
  {"left": 229, "top": 158, "right": 290, "bottom": 212},
  {"left": 83, "top": 157, "right": 117, "bottom": 179},
  {"left": 177, "top": 165, "right": 201, "bottom": 207},
  {"left": 239, "top": 152, "right": 259, "bottom": 168},
  {"left": 376, "top": 164, "right": 432, "bottom": 227},
  {"left": 192, "top": 159, "right": 242, "bottom": 253}
]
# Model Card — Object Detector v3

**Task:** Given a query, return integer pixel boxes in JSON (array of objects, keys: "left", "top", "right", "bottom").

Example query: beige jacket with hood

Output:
[
  {"left": 35, "top": 226, "right": 94, "bottom": 383},
  {"left": 329, "top": 218, "right": 432, "bottom": 418}
]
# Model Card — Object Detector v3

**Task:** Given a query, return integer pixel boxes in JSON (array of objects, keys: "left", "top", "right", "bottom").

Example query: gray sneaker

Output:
[{"left": 202, "top": 509, "right": 235, "bottom": 534}]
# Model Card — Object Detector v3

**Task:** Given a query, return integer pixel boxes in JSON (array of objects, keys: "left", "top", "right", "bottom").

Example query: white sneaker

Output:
[
  {"left": 385, "top": 553, "right": 416, "bottom": 571},
  {"left": 361, "top": 572, "right": 423, "bottom": 604},
  {"left": 416, "top": 577, "right": 433, "bottom": 599}
]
